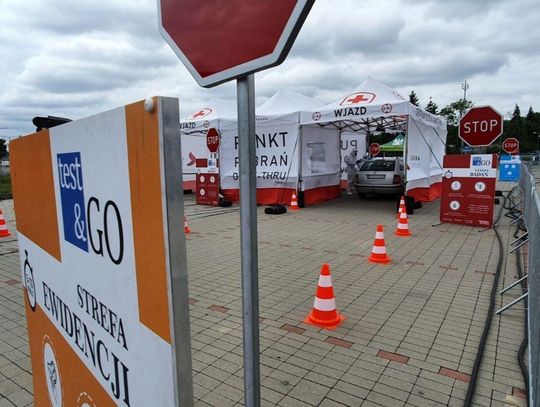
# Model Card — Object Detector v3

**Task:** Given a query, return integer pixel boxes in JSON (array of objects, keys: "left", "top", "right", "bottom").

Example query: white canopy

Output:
[
  {"left": 180, "top": 98, "right": 236, "bottom": 135},
  {"left": 300, "top": 77, "right": 448, "bottom": 201},
  {"left": 257, "top": 89, "right": 322, "bottom": 118},
  {"left": 301, "top": 77, "right": 446, "bottom": 132},
  {"left": 220, "top": 89, "right": 324, "bottom": 196}
]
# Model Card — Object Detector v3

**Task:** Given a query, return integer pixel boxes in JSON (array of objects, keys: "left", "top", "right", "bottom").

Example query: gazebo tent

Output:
[
  {"left": 180, "top": 99, "right": 237, "bottom": 190},
  {"left": 301, "top": 77, "right": 447, "bottom": 202},
  {"left": 380, "top": 133, "right": 404, "bottom": 152},
  {"left": 220, "top": 89, "right": 328, "bottom": 205}
]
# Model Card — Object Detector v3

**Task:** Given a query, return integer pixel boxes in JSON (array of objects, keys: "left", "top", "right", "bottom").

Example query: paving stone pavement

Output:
[{"left": 0, "top": 187, "right": 530, "bottom": 406}]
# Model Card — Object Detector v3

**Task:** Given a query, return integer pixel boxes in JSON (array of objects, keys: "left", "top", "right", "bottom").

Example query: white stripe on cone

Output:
[
  {"left": 398, "top": 224, "right": 408, "bottom": 230},
  {"left": 313, "top": 297, "right": 336, "bottom": 311},
  {"left": 372, "top": 245, "right": 387, "bottom": 254},
  {"left": 375, "top": 231, "right": 384, "bottom": 239},
  {"left": 318, "top": 275, "right": 333, "bottom": 287}
]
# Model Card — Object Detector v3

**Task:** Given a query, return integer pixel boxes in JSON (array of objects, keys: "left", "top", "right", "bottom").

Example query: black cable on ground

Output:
[{"left": 463, "top": 191, "right": 507, "bottom": 406}]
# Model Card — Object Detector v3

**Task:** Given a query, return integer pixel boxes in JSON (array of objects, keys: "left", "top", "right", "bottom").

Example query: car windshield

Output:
[{"left": 360, "top": 160, "right": 396, "bottom": 172}]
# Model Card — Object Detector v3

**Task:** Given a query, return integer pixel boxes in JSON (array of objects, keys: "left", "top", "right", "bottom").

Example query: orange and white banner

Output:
[{"left": 11, "top": 98, "right": 191, "bottom": 407}]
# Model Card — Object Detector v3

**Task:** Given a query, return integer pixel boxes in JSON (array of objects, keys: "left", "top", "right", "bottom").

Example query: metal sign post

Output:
[{"left": 237, "top": 74, "right": 260, "bottom": 407}]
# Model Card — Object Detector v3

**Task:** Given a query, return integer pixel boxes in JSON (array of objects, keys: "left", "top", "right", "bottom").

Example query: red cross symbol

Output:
[
  {"left": 340, "top": 92, "right": 375, "bottom": 106},
  {"left": 191, "top": 108, "right": 212, "bottom": 119},
  {"left": 348, "top": 94, "right": 370, "bottom": 103}
]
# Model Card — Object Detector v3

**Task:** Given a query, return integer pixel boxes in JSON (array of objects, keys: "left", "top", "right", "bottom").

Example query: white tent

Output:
[
  {"left": 220, "top": 89, "right": 331, "bottom": 205},
  {"left": 301, "top": 77, "right": 447, "bottom": 201},
  {"left": 180, "top": 99, "right": 236, "bottom": 190}
]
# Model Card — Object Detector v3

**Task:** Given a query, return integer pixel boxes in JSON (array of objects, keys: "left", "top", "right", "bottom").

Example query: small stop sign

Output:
[
  {"left": 502, "top": 137, "right": 519, "bottom": 154},
  {"left": 369, "top": 143, "right": 380, "bottom": 156},
  {"left": 206, "top": 128, "right": 220, "bottom": 153}
]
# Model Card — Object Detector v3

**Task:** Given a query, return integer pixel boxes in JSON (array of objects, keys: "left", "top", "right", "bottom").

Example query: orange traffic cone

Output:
[
  {"left": 368, "top": 225, "right": 391, "bottom": 264},
  {"left": 395, "top": 211, "right": 412, "bottom": 237},
  {"left": 396, "top": 196, "right": 406, "bottom": 218},
  {"left": 290, "top": 192, "right": 300, "bottom": 211},
  {"left": 184, "top": 215, "right": 191, "bottom": 234},
  {"left": 304, "top": 264, "right": 345, "bottom": 330},
  {"left": 0, "top": 209, "right": 10, "bottom": 237}
]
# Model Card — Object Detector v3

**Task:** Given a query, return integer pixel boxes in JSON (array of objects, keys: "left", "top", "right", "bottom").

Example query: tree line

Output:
[{"left": 408, "top": 91, "right": 540, "bottom": 154}]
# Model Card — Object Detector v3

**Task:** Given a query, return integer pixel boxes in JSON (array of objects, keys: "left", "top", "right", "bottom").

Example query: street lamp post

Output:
[{"left": 459, "top": 80, "right": 470, "bottom": 153}]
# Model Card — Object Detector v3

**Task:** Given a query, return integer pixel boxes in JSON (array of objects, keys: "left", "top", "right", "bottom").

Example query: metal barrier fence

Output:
[{"left": 521, "top": 163, "right": 540, "bottom": 406}]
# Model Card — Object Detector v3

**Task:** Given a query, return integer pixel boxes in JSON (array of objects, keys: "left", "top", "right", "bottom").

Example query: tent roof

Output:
[
  {"left": 257, "top": 89, "right": 322, "bottom": 115},
  {"left": 181, "top": 98, "right": 237, "bottom": 122},
  {"left": 300, "top": 77, "right": 446, "bottom": 131},
  {"left": 380, "top": 133, "right": 404, "bottom": 151},
  {"left": 338, "top": 77, "right": 407, "bottom": 105}
]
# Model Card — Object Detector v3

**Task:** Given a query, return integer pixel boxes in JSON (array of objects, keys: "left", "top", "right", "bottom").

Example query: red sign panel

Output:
[
  {"left": 502, "top": 137, "right": 519, "bottom": 154},
  {"left": 159, "top": 0, "right": 314, "bottom": 87},
  {"left": 459, "top": 106, "right": 503, "bottom": 147},
  {"left": 369, "top": 143, "right": 380, "bottom": 156},
  {"left": 196, "top": 172, "right": 220, "bottom": 206},
  {"left": 440, "top": 154, "right": 498, "bottom": 227},
  {"left": 206, "top": 128, "right": 220, "bottom": 153}
]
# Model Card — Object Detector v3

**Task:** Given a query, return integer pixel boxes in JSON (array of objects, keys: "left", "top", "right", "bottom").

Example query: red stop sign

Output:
[
  {"left": 159, "top": 0, "right": 314, "bottom": 88},
  {"left": 459, "top": 106, "right": 503, "bottom": 147},
  {"left": 206, "top": 128, "right": 220, "bottom": 153},
  {"left": 369, "top": 143, "right": 380, "bottom": 156},
  {"left": 502, "top": 137, "right": 519, "bottom": 154}
]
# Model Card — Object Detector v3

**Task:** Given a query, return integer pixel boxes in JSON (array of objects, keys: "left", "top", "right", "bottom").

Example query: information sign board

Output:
[
  {"left": 440, "top": 154, "right": 498, "bottom": 227},
  {"left": 499, "top": 155, "right": 521, "bottom": 181},
  {"left": 196, "top": 172, "right": 220, "bottom": 206},
  {"left": 10, "top": 98, "right": 193, "bottom": 407}
]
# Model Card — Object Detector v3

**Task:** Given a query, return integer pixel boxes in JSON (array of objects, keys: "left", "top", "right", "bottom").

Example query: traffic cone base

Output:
[
  {"left": 304, "top": 264, "right": 345, "bottom": 330},
  {"left": 395, "top": 211, "right": 412, "bottom": 237},
  {"left": 368, "top": 253, "right": 391, "bottom": 264},
  {"left": 0, "top": 210, "right": 10, "bottom": 237},
  {"left": 304, "top": 312, "right": 345, "bottom": 330},
  {"left": 395, "top": 228, "right": 411, "bottom": 237},
  {"left": 184, "top": 216, "right": 191, "bottom": 234},
  {"left": 290, "top": 192, "right": 300, "bottom": 210},
  {"left": 368, "top": 225, "right": 391, "bottom": 264}
]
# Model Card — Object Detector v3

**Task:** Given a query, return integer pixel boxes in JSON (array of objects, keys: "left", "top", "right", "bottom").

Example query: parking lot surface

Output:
[{"left": 0, "top": 187, "right": 529, "bottom": 406}]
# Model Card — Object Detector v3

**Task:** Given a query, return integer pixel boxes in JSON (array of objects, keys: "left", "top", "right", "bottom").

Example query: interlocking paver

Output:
[{"left": 0, "top": 185, "right": 531, "bottom": 405}]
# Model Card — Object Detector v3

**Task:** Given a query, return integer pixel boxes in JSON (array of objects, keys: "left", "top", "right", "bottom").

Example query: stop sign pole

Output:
[{"left": 237, "top": 73, "right": 261, "bottom": 405}]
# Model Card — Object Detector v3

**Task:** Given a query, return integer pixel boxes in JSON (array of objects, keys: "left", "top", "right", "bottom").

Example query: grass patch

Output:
[{"left": 0, "top": 174, "right": 12, "bottom": 199}]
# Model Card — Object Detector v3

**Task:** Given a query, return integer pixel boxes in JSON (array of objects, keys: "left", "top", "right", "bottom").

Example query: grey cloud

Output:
[{"left": 1, "top": 0, "right": 540, "bottom": 139}]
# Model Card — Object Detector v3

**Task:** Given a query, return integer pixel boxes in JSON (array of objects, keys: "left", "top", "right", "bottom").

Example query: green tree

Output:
[
  {"left": 409, "top": 91, "right": 419, "bottom": 106},
  {"left": 439, "top": 99, "right": 474, "bottom": 153},
  {"left": 505, "top": 104, "right": 528, "bottom": 150},
  {"left": 0, "top": 139, "right": 7, "bottom": 159},
  {"left": 425, "top": 97, "right": 439, "bottom": 115},
  {"left": 440, "top": 99, "right": 474, "bottom": 126},
  {"left": 527, "top": 106, "right": 534, "bottom": 121},
  {"left": 524, "top": 106, "right": 540, "bottom": 152}
]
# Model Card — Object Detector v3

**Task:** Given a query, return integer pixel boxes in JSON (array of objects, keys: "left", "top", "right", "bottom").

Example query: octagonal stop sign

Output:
[
  {"left": 159, "top": 0, "right": 315, "bottom": 87},
  {"left": 459, "top": 105, "right": 504, "bottom": 147},
  {"left": 206, "top": 128, "right": 220, "bottom": 153},
  {"left": 502, "top": 137, "right": 519, "bottom": 154},
  {"left": 369, "top": 143, "right": 380, "bottom": 156}
]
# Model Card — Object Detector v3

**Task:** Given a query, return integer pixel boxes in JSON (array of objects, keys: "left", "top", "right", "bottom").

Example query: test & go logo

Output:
[
  {"left": 57, "top": 152, "right": 125, "bottom": 265},
  {"left": 57, "top": 152, "right": 88, "bottom": 252}
]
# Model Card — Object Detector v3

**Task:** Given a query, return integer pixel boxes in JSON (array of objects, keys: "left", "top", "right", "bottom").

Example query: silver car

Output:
[{"left": 354, "top": 157, "right": 405, "bottom": 196}]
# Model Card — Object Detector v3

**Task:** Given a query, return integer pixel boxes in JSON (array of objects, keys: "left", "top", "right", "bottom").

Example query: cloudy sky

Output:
[{"left": 1, "top": 0, "right": 539, "bottom": 139}]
